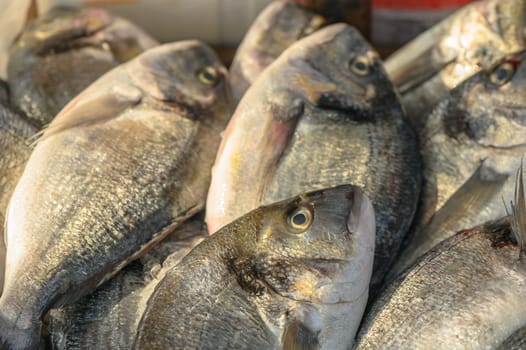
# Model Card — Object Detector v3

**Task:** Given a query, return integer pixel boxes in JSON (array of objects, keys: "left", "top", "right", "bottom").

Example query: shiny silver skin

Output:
[
  {"left": 7, "top": 6, "right": 158, "bottom": 128},
  {"left": 207, "top": 23, "right": 421, "bottom": 291},
  {"left": 0, "top": 41, "right": 232, "bottom": 349},
  {"left": 385, "top": 0, "right": 526, "bottom": 132},
  {"left": 389, "top": 51, "right": 526, "bottom": 279},
  {"left": 0, "top": 105, "right": 36, "bottom": 294},
  {"left": 356, "top": 173, "right": 526, "bottom": 349},
  {"left": 46, "top": 215, "right": 207, "bottom": 349},
  {"left": 230, "top": 0, "right": 325, "bottom": 104},
  {"left": 135, "top": 185, "right": 374, "bottom": 350}
]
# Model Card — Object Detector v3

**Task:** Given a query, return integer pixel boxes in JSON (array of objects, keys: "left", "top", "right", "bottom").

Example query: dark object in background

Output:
[{"left": 294, "top": 0, "right": 371, "bottom": 38}]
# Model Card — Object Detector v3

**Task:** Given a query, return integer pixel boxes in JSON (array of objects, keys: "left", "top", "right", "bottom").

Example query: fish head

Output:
[
  {"left": 128, "top": 40, "right": 232, "bottom": 125},
  {"left": 388, "top": 0, "right": 526, "bottom": 94},
  {"left": 16, "top": 7, "right": 156, "bottom": 60},
  {"left": 230, "top": 0, "right": 326, "bottom": 100},
  {"left": 252, "top": 185, "right": 375, "bottom": 305},
  {"left": 443, "top": 50, "right": 526, "bottom": 149},
  {"left": 278, "top": 23, "right": 398, "bottom": 117}
]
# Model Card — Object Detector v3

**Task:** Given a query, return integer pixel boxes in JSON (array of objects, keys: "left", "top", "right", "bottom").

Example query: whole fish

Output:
[
  {"left": 0, "top": 40, "right": 232, "bottom": 349},
  {"left": 133, "top": 185, "right": 374, "bottom": 349},
  {"left": 385, "top": 0, "right": 526, "bottom": 132},
  {"left": 207, "top": 23, "right": 421, "bottom": 290},
  {"left": 0, "top": 104, "right": 35, "bottom": 294},
  {"left": 8, "top": 6, "right": 158, "bottom": 128},
  {"left": 389, "top": 50, "right": 526, "bottom": 278},
  {"left": 46, "top": 214, "right": 208, "bottom": 350},
  {"left": 230, "top": 0, "right": 325, "bottom": 103},
  {"left": 355, "top": 170, "right": 526, "bottom": 350}
]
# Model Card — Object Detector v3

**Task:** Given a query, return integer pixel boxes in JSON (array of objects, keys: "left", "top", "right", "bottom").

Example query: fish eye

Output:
[
  {"left": 287, "top": 206, "right": 313, "bottom": 233},
  {"left": 197, "top": 66, "right": 221, "bottom": 86},
  {"left": 490, "top": 62, "right": 515, "bottom": 86},
  {"left": 350, "top": 56, "right": 371, "bottom": 76}
]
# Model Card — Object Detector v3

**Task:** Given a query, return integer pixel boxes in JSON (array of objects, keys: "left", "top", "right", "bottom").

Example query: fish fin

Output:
[
  {"left": 424, "top": 160, "right": 509, "bottom": 236},
  {"left": 508, "top": 161, "right": 526, "bottom": 255},
  {"left": 34, "top": 83, "right": 143, "bottom": 145},
  {"left": 281, "top": 306, "right": 321, "bottom": 350}
]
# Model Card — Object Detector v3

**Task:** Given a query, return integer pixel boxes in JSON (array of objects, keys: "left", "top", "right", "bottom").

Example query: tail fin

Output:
[{"left": 0, "top": 313, "right": 41, "bottom": 350}]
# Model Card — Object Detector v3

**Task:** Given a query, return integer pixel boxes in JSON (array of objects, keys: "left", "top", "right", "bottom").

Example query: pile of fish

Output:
[{"left": 0, "top": 0, "right": 525, "bottom": 348}]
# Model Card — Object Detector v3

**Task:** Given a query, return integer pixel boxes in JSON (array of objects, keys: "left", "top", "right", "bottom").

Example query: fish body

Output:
[
  {"left": 8, "top": 6, "right": 158, "bottom": 127},
  {"left": 389, "top": 50, "right": 526, "bottom": 278},
  {"left": 207, "top": 23, "right": 420, "bottom": 290},
  {"left": 230, "top": 0, "right": 325, "bottom": 103},
  {"left": 356, "top": 176, "right": 526, "bottom": 350},
  {"left": 0, "top": 41, "right": 232, "bottom": 349},
  {"left": 46, "top": 215, "right": 207, "bottom": 350},
  {"left": 0, "top": 105, "right": 36, "bottom": 294},
  {"left": 385, "top": 0, "right": 526, "bottom": 132},
  {"left": 135, "top": 185, "right": 374, "bottom": 349}
]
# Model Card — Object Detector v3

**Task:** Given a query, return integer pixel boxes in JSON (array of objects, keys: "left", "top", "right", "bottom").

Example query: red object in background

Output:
[{"left": 373, "top": 0, "right": 472, "bottom": 10}]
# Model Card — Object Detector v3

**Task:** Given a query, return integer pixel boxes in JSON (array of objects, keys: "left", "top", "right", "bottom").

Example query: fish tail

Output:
[{"left": 0, "top": 313, "right": 41, "bottom": 350}]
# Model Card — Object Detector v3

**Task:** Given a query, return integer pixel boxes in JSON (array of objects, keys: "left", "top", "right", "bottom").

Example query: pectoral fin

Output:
[
  {"left": 281, "top": 307, "right": 320, "bottom": 350},
  {"left": 36, "top": 82, "right": 142, "bottom": 143}
]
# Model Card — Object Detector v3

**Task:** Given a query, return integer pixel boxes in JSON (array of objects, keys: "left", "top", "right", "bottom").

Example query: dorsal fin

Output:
[{"left": 505, "top": 161, "right": 526, "bottom": 256}]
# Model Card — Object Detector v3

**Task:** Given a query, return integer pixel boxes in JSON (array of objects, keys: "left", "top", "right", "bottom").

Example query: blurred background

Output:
[{"left": 0, "top": 0, "right": 474, "bottom": 78}]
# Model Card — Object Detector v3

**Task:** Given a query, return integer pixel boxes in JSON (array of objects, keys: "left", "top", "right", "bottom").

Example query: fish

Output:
[
  {"left": 46, "top": 214, "right": 208, "bottom": 350},
  {"left": 206, "top": 23, "right": 421, "bottom": 291},
  {"left": 0, "top": 104, "right": 36, "bottom": 294},
  {"left": 230, "top": 0, "right": 325, "bottom": 103},
  {"left": 385, "top": 0, "right": 526, "bottom": 132},
  {"left": 388, "top": 50, "right": 526, "bottom": 279},
  {"left": 132, "top": 185, "right": 375, "bottom": 349},
  {"left": 7, "top": 6, "right": 158, "bottom": 128},
  {"left": 355, "top": 168, "right": 526, "bottom": 349},
  {"left": 0, "top": 40, "right": 232, "bottom": 349}
]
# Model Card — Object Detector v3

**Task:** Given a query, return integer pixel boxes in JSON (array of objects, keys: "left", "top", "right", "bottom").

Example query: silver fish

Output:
[
  {"left": 386, "top": 0, "right": 526, "bottom": 132},
  {"left": 207, "top": 23, "right": 421, "bottom": 291},
  {"left": 8, "top": 6, "right": 158, "bottom": 128},
  {"left": 135, "top": 185, "right": 374, "bottom": 349},
  {"left": 0, "top": 41, "right": 232, "bottom": 349},
  {"left": 389, "top": 50, "right": 526, "bottom": 278},
  {"left": 356, "top": 168, "right": 526, "bottom": 350},
  {"left": 230, "top": 0, "right": 325, "bottom": 104}
]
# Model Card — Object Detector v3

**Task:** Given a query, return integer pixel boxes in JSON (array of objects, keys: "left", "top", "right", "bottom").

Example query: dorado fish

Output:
[
  {"left": 0, "top": 40, "right": 232, "bottom": 349},
  {"left": 388, "top": 50, "right": 526, "bottom": 278},
  {"left": 385, "top": 0, "right": 526, "bottom": 132},
  {"left": 0, "top": 104, "right": 35, "bottom": 294},
  {"left": 230, "top": 0, "right": 325, "bottom": 103},
  {"left": 207, "top": 23, "right": 421, "bottom": 290},
  {"left": 355, "top": 169, "right": 526, "bottom": 350},
  {"left": 133, "top": 185, "right": 374, "bottom": 350},
  {"left": 8, "top": 6, "right": 158, "bottom": 128},
  {"left": 46, "top": 214, "right": 207, "bottom": 350}
]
